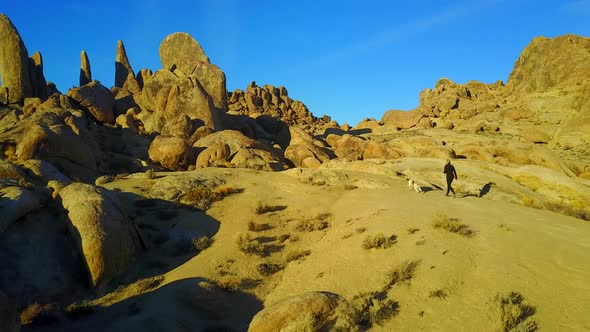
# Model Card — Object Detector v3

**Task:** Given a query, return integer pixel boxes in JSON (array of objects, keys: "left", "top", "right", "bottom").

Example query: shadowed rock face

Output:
[
  {"left": 115, "top": 40, "right": 140, "bottom": 93},
  {"left": 0, "top": 291, "right": 19, "bottom": 332},
  {"left": 80, "top": 50, "right": 92, "bottom": 86},
  {"left": 0, "top": 14, "right": 32, "bottom": 104}
]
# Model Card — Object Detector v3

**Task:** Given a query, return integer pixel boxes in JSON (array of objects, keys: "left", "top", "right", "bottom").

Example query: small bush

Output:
[
  {"left": 214, "top": 185, "right": 240, "bottom": 198},
  {"left": 356, "top": 227, "right": 367, "bottom": 234},
  {"left": 193, "top": 236, "right": 214, "bottom": 251},
  {"left": 295, "top": 219, "right": 330, "bottom": 232},
  {"left": 429, "top": 289, "right": 448, "bottom": 299},
  {"left": 362, "top": 233, "right": 397, "bottom": 249},
  {"left": 407, "top": 228, "right": 420, "bottom": 234},
  {"left": 217, "top": 277, "right": 241, "bottom": 292},
  {"left": 335, "top": 291, "right": 398, "bottom": 330},
  {"left": 490, "top": 292, "right": 538, "bottom": 332},
  {"left": 257, "top": 263, "right": 284, "bottom": 276},
  {"left": 64, "top": 302, "right": 95, "bottom": 320},
  {"left": 20, "top": 303, "right": 58, "bottom": 326},
  {"left": 385, "top": 259, "right": 421, "bottom": 289},
  {"left": 254, "top": 201, "right": 286, "bottom": 214},
  {"left": 236, "top": 233, "right": 265, "bottom": 256},
  {"left": 278, "top": 234, "right": 291, "bottom": 242},
  {"left": 248, "top": 220, "right": 270, "bottom": 232},
  {"left": 285, "top": 249, "right": 311, "bottom": 262},
  {"left": 344, "top": 184, "right": 358, "bottom": 190},
  {"left": 415, "top": 239, "right": 426, "bottom": 246},
  {"left": 432, "top": 213, "right": 475, "bottom": 237},
  {"left": 182, "top": 187, "right": 218, "bottom": 210}
]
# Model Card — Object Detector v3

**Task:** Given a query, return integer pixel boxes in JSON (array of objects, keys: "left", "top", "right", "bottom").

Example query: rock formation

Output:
[
  {"left": 80, "top": 50, "right": 92, "bottom": 85},
  {"left": 148, "top": 135, "right": 192, "bottom": 171},
  {"left": 67, "top": 80, "right": 115, "bottom": 124},
  {"left": 0, "top": 14, "right": 32, "bottom": 104},
  {"left": 115, "top": 40, "right": 140, "bottom": 93},
  {"left": 29, "top": 51, "right": 47, "bottom": 100}
]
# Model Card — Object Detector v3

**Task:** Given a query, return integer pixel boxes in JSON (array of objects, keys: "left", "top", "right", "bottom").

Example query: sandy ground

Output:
[{"left": 31, "top": 159, "right": 590, "bottom": 331}]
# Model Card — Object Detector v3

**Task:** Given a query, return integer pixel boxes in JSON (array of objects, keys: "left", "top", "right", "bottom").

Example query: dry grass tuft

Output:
[
  {"left": 407, "top": 228, "right": 420, "bottom": 234},
  {"left": 236, "top": 233, "right": 265, "bottom": 256},
  {"left": 64, "top": 302, "right": 95, "bottom": 320},
  {"left": 362, "top": 233, "right": 397, "bottom": 249},
  {"left": 181, "top": 187, "right": 219, "bottom": 210},
  {"left": 285, "top": 249, "right": 311, "bottom": 262},
  {"left": 257, "top": 263, "right": 284, "bottom": 276},
  {"left": 296, "top": 219, "right": 330, "bottom": 232},
  {"left": 248, "top": 220, "right": 271, "bottom": 232},
  {"left": 429, "top": 289, "right": 448, "bottom": 299},
  {"left": 344, "top": 184, "right": 358, "bottom": 190},
  {"left": 20, "top": 302, "right": 58, "bottom": 325},
  {"left": 193, "top": 235, "right": 214, "bottom": 251},
  {"left": 335, "top": 291, "right": 399, "bottom": 330},
  {"left": 217, "top": 277, "right": 242, "bottom": 292},
  {"left": 214, "top": 185, "right": 241, "bottom": 198},
  {"left": 490, "top": 292, "right": 538, "bottom": 332},
  {"left": 135, "top": 275, "right": 165, "bottom": 293},
  {"left": 432, "top": 213, "right": 475, "bottom": 237},
  {"left": 356, "top": 227, "right": 367, "bottom": 234},
  {"left": 415, "top": 239, "right": 426, "bottom": 246},
  {"left": 521, "top": 196, "right": 590, "bottom": 221},
  {"left": 385, "top": 259, "right": 421, "bottom": 289},
  {"left": 254, "top": 201, "right": 286, "bottom": 214}
]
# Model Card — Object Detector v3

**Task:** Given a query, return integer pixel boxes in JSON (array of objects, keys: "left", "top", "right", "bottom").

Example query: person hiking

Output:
[{"left": 443, "top": 160, "right": 457, "bottom": 197}]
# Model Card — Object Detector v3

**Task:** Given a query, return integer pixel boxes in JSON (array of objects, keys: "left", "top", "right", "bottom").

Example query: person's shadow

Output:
[{"left": 478, "top": 182, "right": 494, "bottom": 197}]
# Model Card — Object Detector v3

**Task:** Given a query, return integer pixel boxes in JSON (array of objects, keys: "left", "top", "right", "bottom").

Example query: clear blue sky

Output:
[{"left": 3, "top": 0, "right": 590, "bottom": 125}]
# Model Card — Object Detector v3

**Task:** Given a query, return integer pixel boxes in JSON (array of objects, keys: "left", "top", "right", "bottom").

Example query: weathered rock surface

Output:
[
  {"left": 159, "top": 32, "right": 210, "bottom": 73},
  {"left": 382, "top": 109, "right": 424, "bottom": 129},
  {"left": 0, "top": 291, "right": 19, "bottom": 332},
  {"left": 58, "top": 183, "right": 143, "bottom": 289},
  {"left": 80, "top": 50, "right": 92, "bottom": 86},
  {"left": 148, "top": 135, "right": 192, "bottom": 171},
  {"left": 284, "top": 126, "right": 330, "bottom": 168},
  {"left": 29, "top": 51, "right": 47, "bottom": 100},
  {"left": 248, "top": 291, "right": 345, "bottom": 332},
  {"left": 0, "top": 186, "right": 41, "bottom": 235},
  {"left": 0, "top": 14, "right": 32, "bottom": 104},
  {"left": 67, "top": 81, "right": 115, "bottom": 124},
  {"left": 115, "top": 40, "right": 140, "bottom": 94}
]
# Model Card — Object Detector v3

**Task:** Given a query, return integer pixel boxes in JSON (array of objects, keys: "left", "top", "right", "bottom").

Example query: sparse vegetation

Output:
[
  {"left": 135, "top": 275, "right": 164, "bottom": 293},
  {"left": 429, "top": 289, "right": 448, "bottom": 299},
  {"left": 181, "top": 187, "right": 218, "bottom": 210},
  {"left": 344, "top": 184, "right": 358, "bottom": 190},
  {"left": 213, "top": 185, "right": 240, "bottom": 198},
  {"left": 217, "top": 276, "right": 242, "bottom": 292},
  {"left": 193, "top": 235, "right": 214, "bottom": 251},
  {"left": 248, "top": 220, "right": 270, "bottom": 232},
  {"left": 356, "top": 227, "right": 367, "bottom": 234},
  {"left": 20, "top": 302, "right": 58, "bottom": 325},
  {"left": 257, "top": 263, "right": 284, "bottom": 276},
  {"left": 432, "top": 213, "right": 475, "bottom": 237},
  {"left": 296, "top": 219, "right": 330, "bottom": 232},
  {"left": 285, "top": 249, "right": 311, "bottom": 262},
  {"left": 335, "top": 291, "right": 399, "bottom": 330},
  {"left": 490, "top": 292, "right": 538, "bottom": 332},
  {"left": 415, "top": 239, "right": 426, "bottom": 246},
  {"left": 236, "top": 233, "right": 265, "bottom": 256},
  {"left": 362, "top": 233, "right": 397, "bottom": 249},
  {"left": 384, "top": 259, "right": 421, "bottom": 289},
  {"left": 254, "top": 201, "right": 286, "bottom": 214},
  {"left": 521, "top": 196, "right": 590, "bottom": 221},
  {"left": 407, "top": 228, "right": 420, "bottom": 234},
  {"left": 64, "top": 302, "right": 95, "bottom": 320}
]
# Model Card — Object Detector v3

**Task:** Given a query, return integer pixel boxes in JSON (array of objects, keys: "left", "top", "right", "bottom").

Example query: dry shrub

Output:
[
  {"left": 432, "top": 213, "right": 475, "bottom": 237},
  {"left": 217, "top": 277, "right": 242, "bottom": 292},
  {"left": 296, "top": 219, "right": 330, "bottom": 232},
  {"left": 385, "top": 259, "right": 421, "bottom": 289},
  {"left": 490, "top": 292, "right": 538, "bottom": 332},
  {"left": 236, "top": 233, "right": 265, "bottom": 256},
  {"left": 64, "top": 302, "right": 95, "bottom": 320},
  {"left": 135, "top": 275, "right": 164, "bottom": 293},
  {"left": 214, "top": 185, "right": 240, "bottom": 198},
  {"left": 344, "top": 184, "right": 358, "bottom": 190},
  {"left": 254, "top": 201, "right": 286, "bottom": 214},
  {"left": 181, "top": 187, "right": 218, "bottom": 210},
  {"left": 407, "top": 228, "right": 420, "bottom": 234},
  {"left": 335, "top": 291, "right": 398, "bottom": 330},
  {"left": 415, "top": 239, "right": 426, "bottom": 246},
  {"left": 248, "top": 220, "right": 270, "bottom": 232},
  {"left": 278, "top": 234, "right": 291, "bottom": 242},
  {"left": 429, "top": 289, "right": 448, "bottom": 299},
  {"left": 257, "top": 263, "right": 284, "bottom": 276},
  {"left": 20, "top": 302, "right": 58, "bottom": 325},
  {"left": 362, "top": 233, "right": 397, "bottom": 249},
  {"left": 521, "top": 196, "right": 589, "bottom": 221},
  {"left": 356, "top": 227, "right": 367, "bottom": 234},
  {"left": 285, "top": 249, "right": 311, "bottom": 262},
  {"left": 193, "top": 235, "right": 214, "bottom": 251}
]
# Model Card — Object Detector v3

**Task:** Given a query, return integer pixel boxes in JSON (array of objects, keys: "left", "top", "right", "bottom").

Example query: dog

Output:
[{"left": 407, "top": 178, "right": 424, "bottom": 193}]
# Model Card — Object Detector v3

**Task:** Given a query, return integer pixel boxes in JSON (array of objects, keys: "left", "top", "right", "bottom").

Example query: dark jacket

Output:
[{"left": 444, "top": 164, "right": 457, "bottom": 180}]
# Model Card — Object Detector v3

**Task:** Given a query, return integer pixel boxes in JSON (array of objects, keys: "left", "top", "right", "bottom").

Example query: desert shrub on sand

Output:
[
  {"left": 362, "top": 233, "right": 397, "bottom": 249},
  {"left": 285, "top": 249, "right": 312, "bottom": 262},
  {"left": 407, "top": 228, "right": 420, "bottom": 234},
  {"left": 490, "top": 292, "right": 538, "bottom": 332},
  {"left": 432, "top": 213, "right": 475, "bottom": 237},
  {"left": 236, "top": 233, "right": 265, "bottom": 256},
  {"left": 214, "top": 185, "right": 241, "bottom": 197},
  {"left": 521, "top": 196, "right": 590, "bottom": 221},
  {"left": 20, "top": 302, "right": 58, "bottom": 325},
  {"left": 181, "top": 187, "right": 218, "bottom": 210},
  {"left": 356, "top": 227, "right": 367, "bottom": 234},
  {"left": 134, "top": 275, "right": 165, "bottom": 293},
  {"left": 257, "top": 262, "right": 284, "bottom": 276},
  {"left": 296, "top": 219, "right": 330, "bottom": 232},
  {"left": 193, "top": 235, "right": 214, "bottom": 251},
  {"left": 429, "top": 289, "right": 448, "bottom": 299},
  {"left": 217, "top": 277, "right": 242, "bottom": 292},
  {"left": 335, "top": 291, "right": 398, "bottom": 331},
  {"left": 254, "top": 201, "right": 286, "bottom": 214},
  {"left": 384, "top": 259, "right": 421, "bottom": 289},
  {"left": 248, "top": 220, "right": 270, "bottom": 232}
]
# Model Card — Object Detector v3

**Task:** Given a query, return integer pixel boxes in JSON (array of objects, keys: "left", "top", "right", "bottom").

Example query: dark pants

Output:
[{"left": 446, "top": 176, "right": 455, "bottom": 196}]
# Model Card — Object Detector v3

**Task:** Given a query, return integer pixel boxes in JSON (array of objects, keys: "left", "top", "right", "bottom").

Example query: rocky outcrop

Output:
[
  {"left": 248, "top": 291, "right": 346, "bottom": 332},
  {"left": 0, "top": 14, "right": 32, "bottom": 104},
  {"left": 80, "top": 50, "right": 92, "bottom": 86},
  {"left": 67, "top": 81, "right": 115, "bottom": 124},
  {"left": 148, "top": 135, "right": 192, "bottom": 171},
  {"left": 159, "top": 32, "right": 210, "bottom": 72},
  {"left": 29, "top": 51, "right": 47, "bottom": 100},
  {"left": 284, "top": 126, "right": 330, "bottom": 168},
  {"left": 0, "top": 186, "right": 41, "bottom": 236},
  {"left": 0, "top": 291, "right": 19, "bottom": 332},
  {"left": 382, "top": 109, "right": 424, "bottom": 129},
  {"left": 58, "top": 183, "right": 143, "bottom": 289},
  {"left": 195, "top": 141, "right": 231, "bottom": 168},
  {"left": 115, "top": 40, "right": 140, "bottom": 94}
]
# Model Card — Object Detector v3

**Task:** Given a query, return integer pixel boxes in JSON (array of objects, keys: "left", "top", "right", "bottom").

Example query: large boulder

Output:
[
  {"left": 159, "top": 32, "right": 210, "bottom": 73},
  {"left": 248, "top": 291, "right": 345, "bottom": 332},
  {"left": 0, "top": 186, "right": 41, "bottom": 236},
  {"left": 284, "top": 126, "right": 330, "bottom": 168},
  {"left": 523, "top": 128, "right": 551, "bottom": 144},
  {"left": 363, "top": 140, "right": 401, "bottom": 160},
  {"left": 148, "top": 135, "right": 192, "bottom": 171},
  {"left": 0, "top": 14, "right": 32, "bottom": 104},
  {"left": 66, "top": 81, "right": 115, "bottom": 124},
  {"left": 0, "top": 291, "right": 19, "bottom": 332},
  {"left": 192, "top": 61, "right": 228, "bottom": 112},
  {"left": 333, "top": 134, "right": 368, "bottom": 161},
  {"left": 381, "top": 109, "right": 424, "bottom": 129},
  {"left": 58, "top": 183, "right": 143, "bottom": 289},
  {"left": 195, "top": 141, "right": 231, "bottom": 168}
]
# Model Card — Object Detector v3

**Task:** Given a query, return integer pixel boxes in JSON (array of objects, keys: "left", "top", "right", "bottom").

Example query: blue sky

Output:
[{"left": 3, "top": 0, "right": 590, "bottom": 125}]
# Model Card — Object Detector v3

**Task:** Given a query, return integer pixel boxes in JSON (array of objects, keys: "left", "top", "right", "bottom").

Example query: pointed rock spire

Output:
[
  {"left": 80, "top": 50, "right": 92, "bottom": 86},
  {"left": 0, "top": 14, "right": 33, "bottom": 104},
  {"left": 115, "top": 40, "right": 140, "bottom": 93},
  {"left": 29, "top": 51, "right": 48, "bottom": 100}
]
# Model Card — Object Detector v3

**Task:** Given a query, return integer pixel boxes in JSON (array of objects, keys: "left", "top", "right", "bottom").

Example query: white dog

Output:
[{"left": 407, "top": 178, "right": 424, "bottom": 193}]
